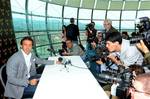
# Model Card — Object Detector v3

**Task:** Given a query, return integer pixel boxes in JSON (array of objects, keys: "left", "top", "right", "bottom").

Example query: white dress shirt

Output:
[
  {"left": 120, "top": 39, "right": 143, "bottom": 67},
  {"left": 21, "top": 49, "right": 32, "bottom": 78}
]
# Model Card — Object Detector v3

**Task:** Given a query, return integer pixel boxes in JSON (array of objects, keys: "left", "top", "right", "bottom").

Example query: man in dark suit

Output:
[
  {"left": 4, "top": 36, "right": 55, "bottom": 99},
  {"left": 66, "top": 18, "right": 80, "bottom": 44},
  {"left": 103, "top": 19, "right": 118, "bottom": 38}
]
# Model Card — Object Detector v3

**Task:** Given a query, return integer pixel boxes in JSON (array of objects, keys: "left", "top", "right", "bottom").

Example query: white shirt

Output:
[
  {"left": 21, "top": 49, "right": 32, "bottom": 78},
  {"left": 120, "top": 39, "right": 143, "bottom": 67}
]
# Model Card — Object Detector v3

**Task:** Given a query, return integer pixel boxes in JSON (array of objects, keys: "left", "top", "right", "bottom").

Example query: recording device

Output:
[
  {"left": 130, "top": 17, "right": 150, "bottom": 45},
  {"left": 90, "top": 43, "right": 110, "bottom": 64},
  {"left": 85, "top": 23, "right": 97, "bottom": 43},
  {"left": 58, "top": 57, "right": 71, "bottom": 67}
]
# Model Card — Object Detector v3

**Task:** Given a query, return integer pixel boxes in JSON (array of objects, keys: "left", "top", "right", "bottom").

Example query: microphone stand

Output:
[{"left": 60, "top": 62, "right": 69, "bottom": 72}]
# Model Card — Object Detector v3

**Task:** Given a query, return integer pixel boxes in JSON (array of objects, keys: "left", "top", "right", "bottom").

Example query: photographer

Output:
[
  {"left": 136, "top": 40, "right": 150, "bottom": 64},
  {"left": 104, "top": 32, "right": 143, "bottom": 68},
  {"left": 85, "top": 22, "right": 97, "bottom": 50}
]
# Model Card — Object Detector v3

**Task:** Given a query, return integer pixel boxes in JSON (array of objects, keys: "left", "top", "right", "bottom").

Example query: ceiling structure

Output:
[{"left": 40, "top": 0, "right": 150, "bottom": 10}]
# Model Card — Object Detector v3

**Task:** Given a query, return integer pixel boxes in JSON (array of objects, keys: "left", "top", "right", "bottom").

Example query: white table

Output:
[{"left": 33, "top": 56, "right": 109, "bottom": 99}]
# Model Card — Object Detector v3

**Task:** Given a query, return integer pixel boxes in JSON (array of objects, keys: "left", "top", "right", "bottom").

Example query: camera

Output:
[
  {"left": 130, "top": 17, "right": 150, "bottom": 45},
  {"left": 90, "top": 45, "right": 109, "bottom": 63},
  {"left": 85, "top": 23, "right": 97, "bottom": 43}
]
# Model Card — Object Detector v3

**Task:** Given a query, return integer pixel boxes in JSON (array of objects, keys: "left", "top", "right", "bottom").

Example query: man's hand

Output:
[
  {"left": 96, "top": 59, "right": 104, "bottom": 64},
  {"left": 136, "top": 40, "right": 149, "bottom": 54},
  {"left": 29, "top": 79, "right": 38, "bottom": 85},
  {"left": 107, "top": 54, "right": 121, "bottom": 65}
]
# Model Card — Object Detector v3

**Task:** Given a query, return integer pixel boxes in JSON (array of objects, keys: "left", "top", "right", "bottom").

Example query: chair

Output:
[
  {"left": 0, "top": 64, "right": 7, "bottom": 99},
  {"left": 0, "top": 64, "right": 32, "bottom": 99}
]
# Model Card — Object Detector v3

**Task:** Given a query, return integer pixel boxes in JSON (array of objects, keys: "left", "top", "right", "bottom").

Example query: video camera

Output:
[
  {"left": 85, "top": 23, "right": 97, "bottom": 43},
  {"left": 130, "top": 17, "right": 150, "bottom": 45},
  {"left": 90, "top": 45, "right": 109, "bottom": 63}
]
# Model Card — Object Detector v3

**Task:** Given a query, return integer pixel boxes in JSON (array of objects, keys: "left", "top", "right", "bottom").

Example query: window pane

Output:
[
  {"left": 33, "top": 34, "right": 49, "bottom": 46},
  {"left": 47, "top": 18, "right": 62, "bottom": 31},
  {"left": 48, "top": 4, "right": 62, "bottom": 17},
  {"left": 28, "top": 0, "right": 45, "bottom": 15},
  {"left": 36, "top": 46, "right": 50, "bottom": 58},
  {"left": 122, "top": 11, "right": 136, "bottom": 20},
  {"left": 79, "top": 9, "right": 92, "bottom": 19},
  {"left": 107, "top": 11, "right": 121, "bottom": 20},
  {"left": 112, "top": 21, "right": 120, "bottom": 29},
  {"left": 78, "top": 20, "right": 91, "bottom": 30},
  {"left": 121, "top": 21, "right": 135, "bottom": 29},
  {"left": 11, "top": 0, "right": 25, "bottom": 13},
  {"left": 93, "top": 20, "right": 105, "bottom": 30},
  {"left": 28, "top": 16, "right": 46, "bottom": 31},
  {"left": 15, "top": 32, "right": 29, "bottom": 38},
  {"left": 12, "top": 13, "right": 27, "bottom": 31},
  {"left": 93, "top": 10, "right": 106, "bottom": 20},
  {"left": 64, "top": 7, "right": 77, "bottom": 18},
  {"left": 137, "top": 11, "right": 150, "bottom": 18}
]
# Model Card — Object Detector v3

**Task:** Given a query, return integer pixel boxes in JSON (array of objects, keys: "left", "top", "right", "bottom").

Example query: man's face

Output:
[
  {"left": 106, "top": 41, "right": 117, "bottom": 52},
  {"left": 66, "top": 40, "right": 73, "bottom": 49},
  {"left": 103, "top": 21, "right": 111, "bottom": 30},
  {"left": 21, "top": 40, "right": 32, "bottom": 55},
  {"left": 130, "top": 80, "right": 150, "bottom": 99}
]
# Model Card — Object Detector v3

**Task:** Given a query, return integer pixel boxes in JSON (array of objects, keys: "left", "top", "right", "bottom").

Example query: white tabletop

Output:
[{"left": 33, "top": 56, "right": 109, "bottom": 99}]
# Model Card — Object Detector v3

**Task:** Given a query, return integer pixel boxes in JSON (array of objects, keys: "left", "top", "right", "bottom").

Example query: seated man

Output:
[
  {"left": 130, "top": 73, "right": 150, "bottom": 99},
  {"left": 62, "top": 39, "right": 84, "bottom": 56},
  {"left": 4, "top": 36, "right": 55, "bottom": 99}
]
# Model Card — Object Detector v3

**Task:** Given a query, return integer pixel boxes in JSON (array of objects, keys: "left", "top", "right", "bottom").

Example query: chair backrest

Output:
[{"left": 0, "top": 64, "right": 7, "bottom": 88}]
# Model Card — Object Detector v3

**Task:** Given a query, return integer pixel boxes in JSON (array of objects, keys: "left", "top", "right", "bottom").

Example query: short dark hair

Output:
[
  {"left": 105, "top": 32, "right": 122, "bottom": 44},
  {"left": 20, "top": 36, "right": 34, "bottom": 45},
  {"left": 70, "top": 18, "right": 74, "bottom": 23},
  {"left": 66, "top": 38, "right": 73, "bottom": 42}
]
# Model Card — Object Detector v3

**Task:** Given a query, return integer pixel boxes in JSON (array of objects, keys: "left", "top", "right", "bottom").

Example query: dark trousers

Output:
[{"left": 23, "top": 74, "right": 41, "bottom": 98}]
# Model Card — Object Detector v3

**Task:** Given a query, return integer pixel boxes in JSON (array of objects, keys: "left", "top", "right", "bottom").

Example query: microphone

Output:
[{"left": 58, "top": 57, "right": 70, "bottom": 68}]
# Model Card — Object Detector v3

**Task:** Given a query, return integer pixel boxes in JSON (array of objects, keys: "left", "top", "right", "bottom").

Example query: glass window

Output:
[
  {"left": 137, "top": 11, "right": 150, "bottom": 18},
  {"left": 10, "top": 0, "right": 25, "bottom": 13},
  {"left": 33, "top": 34, "right": 49, "bottom": 46},
  {"left": 28, "top": 16, "right": 46, "bottom": 31},
  {"left": 48, "top": 4, "right": 62, "bottom": 17},
  {"left": 78, "top": 20, "right": 91, "bottom": 30},
  {"left": 107, "top": 11, "right": 121, "bottom": 20},
  {"left": 50, "top": 33, "right": 62, "bottom": 44},
  {"left": 93, "top": 10, "right": 106, "bottom": 20},
  {"left": 15, "top": 32, "right": 29, "bottom": 38},
  {"left": 28, "top": 0, "right": 45, "bottom": 15},
  {"left": 64, "top": 7, "right": 78, "bottom": 18},
  {"left": 12, "top": 13, "right": 27, "bottom": 31},
  {"left": 121, "top": 21, "right": 135, "bottom": 29},
  {"left": 122, "top": 11, "right": 136, "bottom": 20},
  {"left": 112, "top": 21, "right": 120, "bottom": 29},
  {"left": 47, "top": 18, "right": 62, "bottom": 31},
  {"left": 79, "top": 9, "right": 92, "bottom": 19},
  {"left": 93, "top": 20, "right": 105, "bottom": 30},
  {"left": 36, "top": 46, "right": 50, "bottom": 58}
]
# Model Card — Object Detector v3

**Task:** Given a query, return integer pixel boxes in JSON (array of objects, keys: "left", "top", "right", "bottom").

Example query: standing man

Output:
[
  {"left": 4, "top": 36, "right": 54, "bottom": 99},
  {"left": 66, "top": 18, "right": 80, "bottom": 44},
  {"left": 103, "top": 19, "right": 118, "bottom": 38}
]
